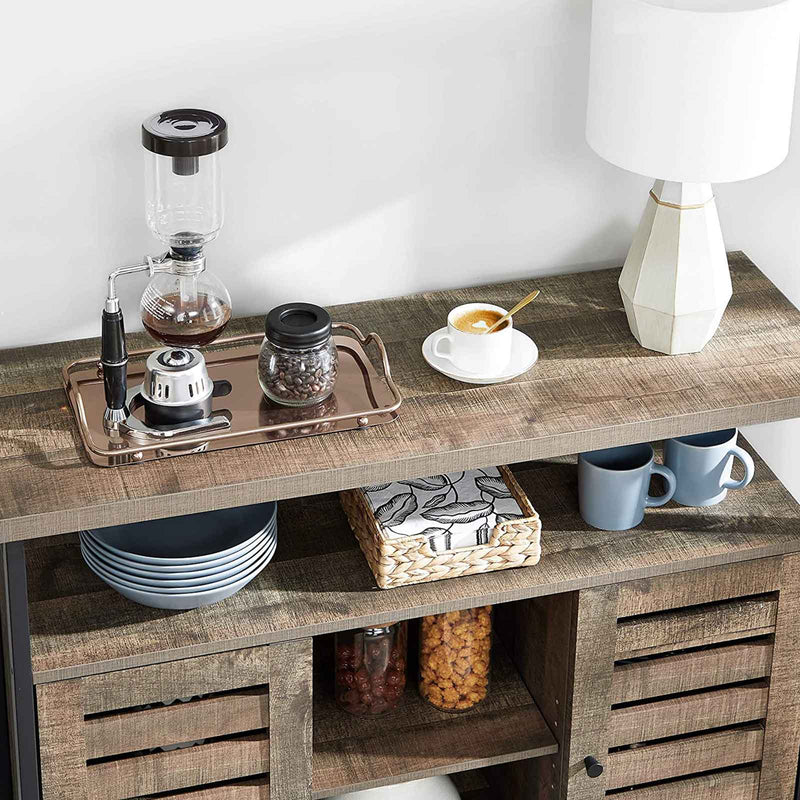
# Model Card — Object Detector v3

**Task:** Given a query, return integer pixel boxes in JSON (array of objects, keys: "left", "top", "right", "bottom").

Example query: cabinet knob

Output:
[{"left": 584, "top": 756, "right": 604, "bottom": 778}]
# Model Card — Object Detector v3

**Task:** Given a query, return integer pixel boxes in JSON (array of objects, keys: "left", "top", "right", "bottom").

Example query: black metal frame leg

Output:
[{"left": 1, "top": 543, "right": 40, "bottom": 800}]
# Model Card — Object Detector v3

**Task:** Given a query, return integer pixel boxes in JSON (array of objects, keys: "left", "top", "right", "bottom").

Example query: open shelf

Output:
[
  {"left": 24, "top": 437, "right": 800, "bottom": 683},
  {"left": 311, "top": 634, "right": 557, "bottom": 798},
  {"left": 4, "top": 252, "right": 800, "bottom": 542}
]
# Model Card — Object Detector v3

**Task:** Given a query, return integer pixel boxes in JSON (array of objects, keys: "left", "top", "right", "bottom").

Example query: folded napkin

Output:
[{"left": 364, "top": 467, "right": 525, "bottom": 552}]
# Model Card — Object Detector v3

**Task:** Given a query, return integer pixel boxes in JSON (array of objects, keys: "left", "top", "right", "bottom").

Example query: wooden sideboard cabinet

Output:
[
  {"left": 31, "top": 552, "right": 800, "bottom": 800},
  {"left": 5, "top": 253, "right": 800, "bottom": 799}
]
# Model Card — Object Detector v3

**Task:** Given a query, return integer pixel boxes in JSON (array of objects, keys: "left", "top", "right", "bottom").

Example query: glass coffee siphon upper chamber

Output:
[{"left": 139, "top": 109, "right": 231, "bottom": 347}]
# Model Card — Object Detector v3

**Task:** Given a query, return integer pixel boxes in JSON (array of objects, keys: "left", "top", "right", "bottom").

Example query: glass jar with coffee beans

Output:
[
  {"left": 258, "top": 303, "right": 338, "bottom": 407},
  {"left": 335, "top": 622, "right": 407, "bottom": 715}
]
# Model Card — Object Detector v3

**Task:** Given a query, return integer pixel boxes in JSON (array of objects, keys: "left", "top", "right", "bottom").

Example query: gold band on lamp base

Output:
[{"left": 619, "top": 180, "right": 732, "bottom": 355}]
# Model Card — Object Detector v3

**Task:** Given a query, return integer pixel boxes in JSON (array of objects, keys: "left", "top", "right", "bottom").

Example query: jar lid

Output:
[
  {"left": 265, "top": 303, "right": 332, "bottom": 348},
  {"left": 142, "top": 109, "right": 228, "bottom": 158}
]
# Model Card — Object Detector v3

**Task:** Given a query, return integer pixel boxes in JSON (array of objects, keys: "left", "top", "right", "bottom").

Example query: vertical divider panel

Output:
[
  {"left": 759, "top": 553, "right": 800, "bottom": 800},
  {"left": 269, "top": 638, "right": 313, "bottom": 800},
  {"left": 488, "top": 585, "right": 618, "bottom": 800},
  {"left": 561, "top": 584, "right": 618, "bottom": 800}
]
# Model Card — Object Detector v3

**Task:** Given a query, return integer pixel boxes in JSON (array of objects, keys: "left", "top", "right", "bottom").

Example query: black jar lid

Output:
[
  {"left": 266, "top": 303, "right": 332, "bottom": 348},
  {"left": 142, "top": 109, "right": 228, "bottom": 158}
]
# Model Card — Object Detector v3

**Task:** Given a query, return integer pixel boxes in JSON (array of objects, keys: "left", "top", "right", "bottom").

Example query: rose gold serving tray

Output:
[{"left": 63, "top": 324, "right": 402, "bottom": 467}]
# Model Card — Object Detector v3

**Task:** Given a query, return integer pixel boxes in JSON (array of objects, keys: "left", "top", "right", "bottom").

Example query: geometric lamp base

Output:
[{"left": 619, "top": 180, "right": 732, "bottom": 355}]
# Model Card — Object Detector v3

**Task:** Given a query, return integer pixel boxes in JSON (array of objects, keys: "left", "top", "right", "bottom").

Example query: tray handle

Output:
[{"left": 333, "top": 322, "right": 402, "bottom": 412}]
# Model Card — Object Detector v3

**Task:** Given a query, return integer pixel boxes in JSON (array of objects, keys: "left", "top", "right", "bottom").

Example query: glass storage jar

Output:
[
  {"left": 335, "top": 622, "right": 407, "bottom": 715},
  {"left": 419, "top": 606, "right": 492, "bottom": 713},
  {"left": 258, "top": 303, "right": 338, "bottom": 407}
]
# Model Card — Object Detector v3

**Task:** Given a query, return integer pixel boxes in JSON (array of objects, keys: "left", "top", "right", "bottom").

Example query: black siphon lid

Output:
[
  {"left": 266, "top": 303, "right": 332, "bottom": 349},
  {"left": 141, "top": 109, "right": 228, "bottom": 158}
]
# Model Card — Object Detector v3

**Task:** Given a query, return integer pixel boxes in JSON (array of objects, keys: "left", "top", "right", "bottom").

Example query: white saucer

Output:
[{"left": 422, "top": 327, "right": 539, "bottom": 385}]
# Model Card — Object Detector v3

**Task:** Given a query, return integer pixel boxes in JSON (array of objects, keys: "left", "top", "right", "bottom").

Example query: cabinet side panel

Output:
[{"left": 759, "top": 553, "right": 800, "bottom": 800}]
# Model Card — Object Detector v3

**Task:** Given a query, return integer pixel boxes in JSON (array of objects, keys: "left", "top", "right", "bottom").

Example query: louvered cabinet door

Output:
[
  {"left": 35, "top": 643, "right": 314, "bottom": 800},
  {"left": 603, "top": 555, "right": 800, "bottom": 800}
]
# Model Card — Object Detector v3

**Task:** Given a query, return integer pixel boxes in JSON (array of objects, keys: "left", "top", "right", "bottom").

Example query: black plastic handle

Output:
[
  {"left": 101, "top": 308, "right": 128, "bottom": 412},
  {"left": 584, "top": 756, "right": 604, "bottom": 778}
]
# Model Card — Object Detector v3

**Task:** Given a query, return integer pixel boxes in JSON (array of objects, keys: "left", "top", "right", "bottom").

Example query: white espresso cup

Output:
[{"left": 433, "top": 303, "right": 513, "bottom": 376}]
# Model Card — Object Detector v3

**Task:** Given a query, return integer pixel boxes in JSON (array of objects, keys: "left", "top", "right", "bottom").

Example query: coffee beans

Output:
[
  {"left": 335, "top": 623, "right": 407, "bottom": 715},
  {"left": 258, "top": 339, "right": 338, "bottom": 407}
]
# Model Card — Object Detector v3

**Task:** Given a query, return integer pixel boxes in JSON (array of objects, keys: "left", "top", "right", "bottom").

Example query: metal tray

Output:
[{"left": 63, "top": 323, "right": 402, "bottom": 467}]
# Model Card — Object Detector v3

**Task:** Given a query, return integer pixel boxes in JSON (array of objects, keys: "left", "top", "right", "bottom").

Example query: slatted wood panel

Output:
[
  {"left": 609, "top": 682, "right": 769, "bottom": 747},
  {"left": 82, "top": 648, "right": 270, "bottom": 714},
  {"left": 616, "top": 558, "right": 782, "bottom": 617},
  {"left": 607, "top": 765, "right": 760, "bottom": 800},
  {"left": 605, "top": 724, "right": 764, "bottom": 791},
  {"left": 36, "top": 645, "right": 273, "bottom": 800},
  {"left": 28, "top": 441, "right": 800, "bottom": 683},
  {"left": 86, "top": 732, "right": 270, "bottom": 800},
  {"left": 147, "top": 778, "right": 270, "bottom": 799},
  {"left": 611, "top": 638, "right": 773, "bottom": 704},
  {"left": 85, "top": 689, "right": 269, "bottom": 759},
  {"left": 615, "top": 596, "right": 778, "bottom": 659},
  {"left": 5, "top": 253, "right": 800, "bottom": 543}
]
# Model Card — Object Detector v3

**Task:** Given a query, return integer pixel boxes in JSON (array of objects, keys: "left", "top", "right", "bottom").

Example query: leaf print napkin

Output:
[{"left": 363, "top": 467, "right": 525, "bottom": 552}]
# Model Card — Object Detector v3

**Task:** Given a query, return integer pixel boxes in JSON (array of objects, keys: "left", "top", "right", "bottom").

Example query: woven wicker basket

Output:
[{"left": 340, "top": 465, "right": 542, "bottom": 589}]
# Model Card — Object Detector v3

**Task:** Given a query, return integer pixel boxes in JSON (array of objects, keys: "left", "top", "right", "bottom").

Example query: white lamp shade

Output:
[{"left": 586, "top": 0, "right": 800, "bottom": 183}]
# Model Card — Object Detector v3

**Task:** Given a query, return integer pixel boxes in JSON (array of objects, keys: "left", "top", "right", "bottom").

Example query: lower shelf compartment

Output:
[{"left": 311, "top": 633, "right": 557, "bottom": 798}]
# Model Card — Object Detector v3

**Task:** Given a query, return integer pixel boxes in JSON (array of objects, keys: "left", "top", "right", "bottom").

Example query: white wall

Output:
[{"left": 1, "top": 0, "right": 796, "bottom": 490}]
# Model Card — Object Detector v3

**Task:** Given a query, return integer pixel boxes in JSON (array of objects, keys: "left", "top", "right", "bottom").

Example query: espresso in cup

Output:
[
  {"left": 434, "top": 303, "right": 513, "bottom": 376},
  {"left": 453, "top": 308, "right": 510, "bottom": 334}
]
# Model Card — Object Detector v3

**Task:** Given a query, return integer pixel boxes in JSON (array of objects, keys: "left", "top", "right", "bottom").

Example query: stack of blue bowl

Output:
[{"left": 80, "top": 502, "right": 277, "bottom": 610}]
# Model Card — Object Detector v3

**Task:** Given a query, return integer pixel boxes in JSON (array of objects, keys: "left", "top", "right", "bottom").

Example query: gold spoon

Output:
[{"left": 483, "top": 289, "right": 540, "bottom": 334}]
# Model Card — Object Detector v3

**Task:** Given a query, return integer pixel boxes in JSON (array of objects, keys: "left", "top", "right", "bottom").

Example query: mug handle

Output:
[
  {"left": 722, "top": 446, "right": 755, "bottom": 490},
  {"left": 646, "top": 463, "right": 677, "bottom": 507},
  {"left": 433, "top": 333, "right": 455, "bottom": 364}
]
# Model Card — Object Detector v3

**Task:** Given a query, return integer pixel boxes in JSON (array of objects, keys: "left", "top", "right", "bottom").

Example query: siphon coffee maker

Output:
[
  {"left": 101, "top": 109, "right": 233, "bottom": 436},
  {"left": 64, "top": 107, "right": 402, "bottom": 466}
]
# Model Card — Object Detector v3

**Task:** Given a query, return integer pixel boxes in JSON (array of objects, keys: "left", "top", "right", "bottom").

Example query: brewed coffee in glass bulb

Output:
[{"left": 140, "top": 109, "right": 232, "bottom": 348}]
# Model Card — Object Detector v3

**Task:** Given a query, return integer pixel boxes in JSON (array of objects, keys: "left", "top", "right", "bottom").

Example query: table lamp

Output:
[{"left": 586, "top": 0, "right": 800, "bottom": 355}]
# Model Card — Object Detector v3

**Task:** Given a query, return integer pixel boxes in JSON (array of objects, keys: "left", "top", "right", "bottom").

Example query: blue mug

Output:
[
  {"left": 579, "top": 443, "right": 677, "bottom": 531},
  {"left": 664, "top": 428, "right": 755, "bottom": 507}
]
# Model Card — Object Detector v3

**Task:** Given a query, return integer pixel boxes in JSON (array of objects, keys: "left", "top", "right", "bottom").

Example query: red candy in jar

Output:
[{"left": 334, "top": 622, "right": 407, "bottom": 715}]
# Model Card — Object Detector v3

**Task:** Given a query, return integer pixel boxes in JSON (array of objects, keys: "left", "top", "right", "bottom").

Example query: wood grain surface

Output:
[
  {"left": 615, "top": 595, "right": 778, "bottom": 659},
  {"left": 84, "top": 688, "right": 270, "bottom": 760},
  {"left": 616, "top": 557, "right": 782, "bottom": 617},
  {"left": 605, "top": 723, "right": 764, "bottom": 791},
  {"left": 36, "top": 679, "right": 87, "bottom": 800},
  {"left": 85, "top": 731, "right": 270, "bottom": 800},
  {"left": 4, "top": 252, "right": 800, "bottom": 542},
  {"left": 562, "top": 586, "right": 618, "bottom": 800},
  {"left": 269, "top": 639, "right": 313, "bottom": 800},
  {"left": 611, "top": 765, "right": 760, "bottom": 800},
  {"left": 311, "top": 634, "right": 556, "bottom": 797},
  {"left": 611, "top": 638, "right": 773, "bottom": 704},
  {"left": 26, "top": 440, "right": 800, "bottom": 682},
  {"left": 146, "top": 778, "right": 270, "bottom": 800},
  {"left": 758, "top": 553, "right": 800, "bottom": 800},
  {"left": 81, "top": 647, "right": 270, "bottom": 714},
  {"left": 609, "top": 681, "right": 770, "bottom": 747}
]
